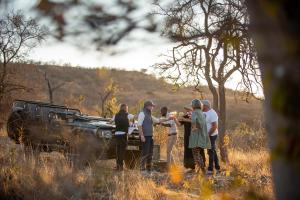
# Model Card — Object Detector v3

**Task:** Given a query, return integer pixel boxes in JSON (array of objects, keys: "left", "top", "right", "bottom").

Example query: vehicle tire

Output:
[{"left": 124, "top": 150, "right": 140, "bottom": 169}]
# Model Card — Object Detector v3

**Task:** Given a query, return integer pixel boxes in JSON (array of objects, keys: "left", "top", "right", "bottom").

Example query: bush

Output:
[{"left": 229, "top": 122, "right": 267, "bottom": 151}]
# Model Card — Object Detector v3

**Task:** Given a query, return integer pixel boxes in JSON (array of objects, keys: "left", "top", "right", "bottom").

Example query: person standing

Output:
[
  {"left": 189, "top": 99, "right": 211, "bottom": 174},
  {"left": 113, "top": 104, "right": 134, "bottom": 171},
  {"left": 137, "top": 100, "right": 170, "bottom": 174},
  {"left": 179, "top": 106, "right": 195, "bottom": 170},
  {"left": 160, "top": 106, "right": 180, "bottom": 166},
  {"left": 202, "top": 100, "right": 221, "bottom": 175}
]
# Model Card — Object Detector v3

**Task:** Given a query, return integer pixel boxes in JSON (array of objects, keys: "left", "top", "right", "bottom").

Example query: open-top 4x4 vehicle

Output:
[{"left": 7, "top": 100, "right": 143, "bottom": 168}]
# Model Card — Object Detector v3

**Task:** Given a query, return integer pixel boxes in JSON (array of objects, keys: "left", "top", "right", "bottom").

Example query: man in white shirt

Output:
[
  {"left": 137, "top": 100, "right": 171, "bottom": 173},
  {"left": 202, "top": 100, "right": 221, "bottom": 174}
]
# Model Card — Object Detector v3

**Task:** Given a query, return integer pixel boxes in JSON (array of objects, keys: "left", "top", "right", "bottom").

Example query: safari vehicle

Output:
[{"left": 6, "top": 100, "right": 144, "bottom": 168}]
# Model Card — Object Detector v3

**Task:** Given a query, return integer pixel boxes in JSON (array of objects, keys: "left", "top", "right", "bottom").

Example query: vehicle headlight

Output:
[
  {"left": 92, "top": 128, "right": 98, "bottom": 134},
  {"left": 103, "top": 130, "right": 112, "bottom": 138},
  {"left": 96, "top": 130, "right": 112, "bottom": 139}
]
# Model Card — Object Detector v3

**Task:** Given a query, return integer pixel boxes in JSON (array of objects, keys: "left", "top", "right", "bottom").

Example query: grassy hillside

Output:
[{"left": 7, "top": 63, "right": 262, "bottom": 129}]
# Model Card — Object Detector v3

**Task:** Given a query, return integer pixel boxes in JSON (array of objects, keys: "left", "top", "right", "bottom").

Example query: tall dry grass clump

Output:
[
  {"left": 223, "top": 120, "right": 274, "bottom": 199},
  {"left": 0, "top": 129, "right": 94, "bottom": 200},
  {"left": 229, "top": 121, "right": 267, "bottom": 151}
]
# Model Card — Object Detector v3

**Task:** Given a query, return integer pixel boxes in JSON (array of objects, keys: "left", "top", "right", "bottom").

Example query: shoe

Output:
[
  {"left": 149, "top": 169, "right": 159, "bottom": 176},
  {"left": 201, "top": 167, "right": 206, "bottom": 174},
  {"left": 186, "top": 169, "right": 195, "bottom": 174},
  {"left": 141, "top": 170, "right": 149, "bottom": 176},
  {"left": 114, "top": 166, "right": 123, "bottom": 171},
  {"left": 216, "top": 169, "right": 222, "bottom": 175},
  {"left": 206, "top": 170, "right": 214, "bottom": 176}
]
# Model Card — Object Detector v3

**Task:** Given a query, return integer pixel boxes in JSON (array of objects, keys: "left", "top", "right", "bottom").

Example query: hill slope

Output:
[{"left": 8, "top": 63, "right": 262, "bottom": 129}]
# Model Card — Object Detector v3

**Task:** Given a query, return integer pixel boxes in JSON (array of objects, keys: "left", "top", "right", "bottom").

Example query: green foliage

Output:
[
  {"left": 97, "top": 67, "right": 110, "bottom": 80},
  {"left": 64, "top": 94, "right": 86, "bottom": 109},
  {"left": 129, "top": 99, "right": 144, "bottom": 116},
  {"left": 100, "top": 79, "right": 119, "bottom": 118},
  {"left": 104, "top": 97, "right": 118, "bottom": 118}
]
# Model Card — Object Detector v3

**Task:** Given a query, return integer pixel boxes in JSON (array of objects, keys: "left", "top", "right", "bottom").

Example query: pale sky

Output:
[
  {"left": 5, "top": 0, "right": 173, "bottom": 71},
  {"left": 28, "top": 33, "right": 174, "bottom": 71}
]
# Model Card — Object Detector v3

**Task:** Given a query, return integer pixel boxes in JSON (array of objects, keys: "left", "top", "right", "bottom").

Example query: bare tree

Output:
[
  {"left": 44, "top": 71, "right": 66, "bottom": 104},
  {"left": 246, "top": 1, "right": 300, "bottom": 199},
  {"left": 0, "top": 11, "right": 47, "bottom": 105},
  {"left": 154, "top": 0, "right": 261, "bottom": 162}
]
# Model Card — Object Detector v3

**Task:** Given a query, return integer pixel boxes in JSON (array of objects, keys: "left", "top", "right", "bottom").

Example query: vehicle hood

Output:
[{"left": 88, "top": 121, "right": 116, "bottom": 129}]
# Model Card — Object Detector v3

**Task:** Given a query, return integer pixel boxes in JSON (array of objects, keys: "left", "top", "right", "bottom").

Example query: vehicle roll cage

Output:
[{"left": 13, "top": 99, "right": 82, "bottom": 114}]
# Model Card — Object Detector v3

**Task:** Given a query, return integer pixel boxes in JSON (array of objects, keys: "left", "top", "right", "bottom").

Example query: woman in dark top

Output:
[
  {"left": 179, "top": 106, "right": 195, "bottom": 169},
  {"left": 113, "top": 104, "right": 134, "bottom": 171}
]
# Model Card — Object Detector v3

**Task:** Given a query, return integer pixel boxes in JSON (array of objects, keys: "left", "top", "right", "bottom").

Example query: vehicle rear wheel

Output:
[{"left": 124, "top": 150, "right": 140, "bottom": 169}]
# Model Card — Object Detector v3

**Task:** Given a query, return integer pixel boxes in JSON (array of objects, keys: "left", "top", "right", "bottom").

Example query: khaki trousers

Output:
[{"left": 167, "top": 134, "right": 177, "bottom": 164}]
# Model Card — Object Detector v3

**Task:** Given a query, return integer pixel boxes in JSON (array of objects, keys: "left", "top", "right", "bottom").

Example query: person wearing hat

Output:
[
  {"left": 202, "top": 100, "right": 221, "bottom": 175},
  {"left": 137, "top": 100, "right": 172, "bottom": 174},
  {"left": 189, "top": 99, "right": 211, "bottom": 173}
]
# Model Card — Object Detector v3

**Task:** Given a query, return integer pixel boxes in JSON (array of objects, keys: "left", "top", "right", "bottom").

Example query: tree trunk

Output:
[
  {"left": 205, "top": 73, "right": 219, "bottom": 113},
  {"left": 211, "top": 89, "right": 219, "bottom": 113},
  {"left": 218, "top": 84, "right": 229, "bottom": 163},
  {"left": 46, "top": 80, "right": 53, "bottom": 104},
  {"left": 247, "top": 1, "right": 300, "bottom": 199},
  {"left": 101, "top": 100, "right": 106, "bottom": 118},
  {"left": 49, "top": 90, "right": 53, "bottom": 104},
  {"left": 0, "top": 63, "right": 7, "bottom": 105}
]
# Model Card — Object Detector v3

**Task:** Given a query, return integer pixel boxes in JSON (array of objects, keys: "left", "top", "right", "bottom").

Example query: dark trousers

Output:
[
  {"left": 208, "top": 135, "right": 220, "bottom": 171},
  {"left": 183, "top": 125, "right": 195, "bottom": 169},
  {"left": 200, "top": 148, "right": 206, "bottom": 167},
  {"left": 116, "top": 135, "right": 127, "bottom": 169},
  {"left": 192, "top": 147, "right": 205, "bottom": 173},
  {"left": 140, "top": 136, "right": 153, "bottom": 171}
]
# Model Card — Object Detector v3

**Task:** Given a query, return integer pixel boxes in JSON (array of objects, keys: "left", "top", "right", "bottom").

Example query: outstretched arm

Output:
[
  {"left": 173, "top": 117, "right": 181, "bottom": 126},
  {"left": 161, "top": 123, "right": 171, "bottom": 127},
  {"left": 152, "top": 116, "right": 172, "bottom": 124},
  {"left": 179, "top": 117, "right": 191, "bottom": 123}
]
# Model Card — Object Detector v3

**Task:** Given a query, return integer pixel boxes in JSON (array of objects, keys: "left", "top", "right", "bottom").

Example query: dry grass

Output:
[
  {"left": 0, "top": 120, "right": 274, "bottom": 200},
  {"left": 0, "top": 129, "right": 180, "bottom": 200}
]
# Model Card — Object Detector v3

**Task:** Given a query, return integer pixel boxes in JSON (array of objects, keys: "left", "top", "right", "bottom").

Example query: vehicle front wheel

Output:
[
  {"left": 7, "top": 111, "right": 27, "bottom": 144},
  {"left": 124, "top": 150, "right": 140, "bottom": 169}
]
